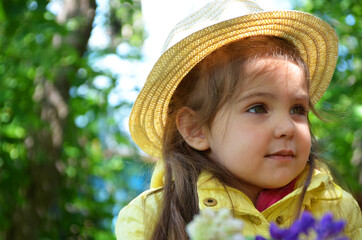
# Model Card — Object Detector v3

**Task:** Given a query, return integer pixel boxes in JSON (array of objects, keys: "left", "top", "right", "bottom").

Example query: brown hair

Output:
[{"left": 151, "top": 36, "right": 318, "bottom": 240}]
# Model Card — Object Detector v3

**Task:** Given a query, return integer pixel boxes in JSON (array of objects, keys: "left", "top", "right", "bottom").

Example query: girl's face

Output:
[{"left": 205, "top": 58, "right": 311, "bottom": 194}]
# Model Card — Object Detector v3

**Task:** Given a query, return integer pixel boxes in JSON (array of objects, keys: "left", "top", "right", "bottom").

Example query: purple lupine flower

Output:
[
  {"left": 285, "top": 211, "right": 316, "bottom": 239},
  {"left": 255, "top": 236, "right": 267, "bottom": 240},
  {"left": 267, "top": 212, "right": 347, "bottom": 240},
  {"left": 269, "top": 223, "right": 291, "bottom": 240},
  {"left": 269, "top": 212, "right": 315, "bottom": 240},
  {"left": 315, "top": 213, "right": 347, "bottom": 240},
  {"left": 293, "top": 211, "right": 316, "bottom": 235}
]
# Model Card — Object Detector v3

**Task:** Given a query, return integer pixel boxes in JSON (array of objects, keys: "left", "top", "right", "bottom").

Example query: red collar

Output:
[{"left": 255, "top": 178, "right": 297, "bottom": 212}]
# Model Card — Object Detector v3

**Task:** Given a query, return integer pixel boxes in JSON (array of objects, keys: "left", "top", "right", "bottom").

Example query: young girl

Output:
[{"left": 116, "top": 0, "right": 362, "bottom": 239}]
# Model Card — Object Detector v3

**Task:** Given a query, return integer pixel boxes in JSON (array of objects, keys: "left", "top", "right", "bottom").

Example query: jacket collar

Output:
[
  {"left": 150, "top": 160, "right": 342, "bottom": 214},
  {"left": 196, "top": 167, "right": 342, "bottom": 214}
]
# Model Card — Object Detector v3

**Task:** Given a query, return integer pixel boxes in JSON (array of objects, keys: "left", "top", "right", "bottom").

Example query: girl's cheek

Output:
[{"left": 304, "top": 128, "right": 312, "bottom": 151}]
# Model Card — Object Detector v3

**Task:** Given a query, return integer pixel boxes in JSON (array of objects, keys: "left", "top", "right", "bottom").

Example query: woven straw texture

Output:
[{"left": 129, "top": 0, "right": 338, "bottom": 158}]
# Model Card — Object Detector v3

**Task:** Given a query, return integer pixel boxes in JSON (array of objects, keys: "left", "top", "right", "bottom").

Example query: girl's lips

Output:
[{"left": 265, "top": 150, "right": 295, "bottom": 160}]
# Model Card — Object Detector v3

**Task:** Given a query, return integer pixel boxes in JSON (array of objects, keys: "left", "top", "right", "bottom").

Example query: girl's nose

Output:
[{"left": 273, "top": 115, "right": 296, "bottom": 139}]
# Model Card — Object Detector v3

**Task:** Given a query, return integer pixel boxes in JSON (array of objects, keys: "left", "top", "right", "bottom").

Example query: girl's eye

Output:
[
  {"left": 247, "top": 104, "right": 267, "bottom": 114},
  {"left": 291, "top": 105, "right": 307, "bottom": 115}
]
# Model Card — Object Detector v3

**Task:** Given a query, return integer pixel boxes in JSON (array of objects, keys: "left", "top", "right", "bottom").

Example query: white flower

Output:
[{"left": 186, "top": 209, "right": 245, "bottom": 240}]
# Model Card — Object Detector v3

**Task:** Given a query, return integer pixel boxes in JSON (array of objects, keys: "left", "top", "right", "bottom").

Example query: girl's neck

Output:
[
  {"left": 232, "top": 176, "right": 298, "bottom": 205},
  {"left": 245, "top": 190, "right": 261, "bottom": 204},
  {"left": 234, "top": 181, "right": 262, "bottom": 204}
]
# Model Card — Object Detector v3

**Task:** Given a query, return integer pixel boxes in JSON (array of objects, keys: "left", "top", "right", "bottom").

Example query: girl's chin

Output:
[{"left": 259, "top": 179, "right": 295, "bottom": 189}]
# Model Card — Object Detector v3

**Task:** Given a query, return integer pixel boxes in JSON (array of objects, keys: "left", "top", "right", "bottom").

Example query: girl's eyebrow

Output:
[
  {"left": 237, "top": 91, "right": 309, "bottom": 103},
  {"left": 237, "top": 92, "right": 276, "bottom": 102}
]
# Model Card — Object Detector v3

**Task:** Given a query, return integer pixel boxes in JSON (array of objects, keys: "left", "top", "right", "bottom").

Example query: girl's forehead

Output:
[
  {"left": 229, "top": 58, "right": 309, "bottom": 103},
  {"left": 239, "top": 58, "right": 308, "bottom": 91}
]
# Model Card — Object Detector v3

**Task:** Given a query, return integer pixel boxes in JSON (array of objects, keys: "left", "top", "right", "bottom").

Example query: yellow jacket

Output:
[{"left": 116, "top": 166, "right": 362, "bottom": 239}]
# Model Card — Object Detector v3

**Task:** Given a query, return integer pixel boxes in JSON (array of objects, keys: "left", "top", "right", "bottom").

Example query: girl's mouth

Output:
[{"left": 265, "top": 150, "right": 295, "bottom": 161}]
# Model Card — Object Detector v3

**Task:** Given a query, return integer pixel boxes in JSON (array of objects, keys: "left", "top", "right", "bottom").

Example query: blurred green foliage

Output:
[
  {"left": 0, "top": 0, "right": 361, "bottom": 239},
  {"left": 293, "top": 0, "right": 362, "bottom": 194},
  {"left": 0, "top": 0, "right": 150, "bottom": 239}
]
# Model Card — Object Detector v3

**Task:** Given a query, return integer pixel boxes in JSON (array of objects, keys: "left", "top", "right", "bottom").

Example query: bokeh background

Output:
[{"left": 0, "top": 0, "right": 361, "bottom": 239}]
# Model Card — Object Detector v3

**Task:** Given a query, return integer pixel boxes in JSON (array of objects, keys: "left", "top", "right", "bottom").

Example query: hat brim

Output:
[{"left": 130, "top": 10, "right": 338, "bottom": 158}]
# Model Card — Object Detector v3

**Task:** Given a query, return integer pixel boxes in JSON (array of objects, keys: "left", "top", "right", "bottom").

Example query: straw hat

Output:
[{"left": 129, "top": 0, "right": 338, "bottom": 158}]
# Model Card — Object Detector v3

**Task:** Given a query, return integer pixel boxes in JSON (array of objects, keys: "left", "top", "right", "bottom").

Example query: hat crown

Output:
[{"left": 162, "top": 0, "right": 264, "bottom": 53}]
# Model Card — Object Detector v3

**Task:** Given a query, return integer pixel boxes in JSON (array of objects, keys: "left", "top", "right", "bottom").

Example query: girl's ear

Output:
[{"left": 176, "top": 107, "right": 210, "bottom": 151}]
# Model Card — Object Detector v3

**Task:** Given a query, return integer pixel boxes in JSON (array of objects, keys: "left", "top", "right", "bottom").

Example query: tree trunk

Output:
[{"left": 6, "top": 1, "right": 96, "bottom": 239}]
